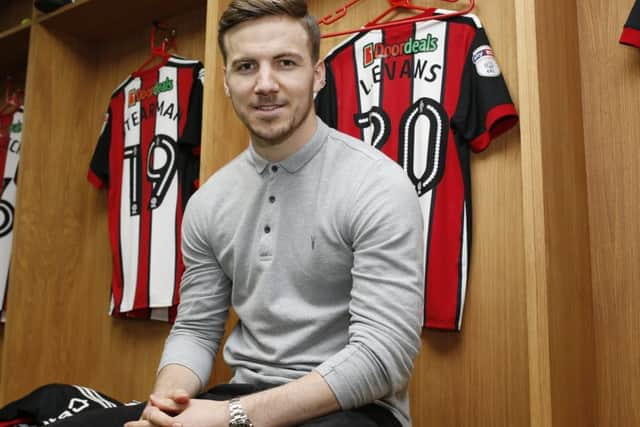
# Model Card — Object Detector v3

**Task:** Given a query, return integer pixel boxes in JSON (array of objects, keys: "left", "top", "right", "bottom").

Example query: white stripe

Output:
[
  {"left": 149, "top": 66, "right": 179, "bottom": 308},
  {"left": 85, "top": 386, "right": 117, "bottom": 408},
  {"left": 354, "top": 30, "right": 383, "bottom": 146},
  {"left": 418, "top": 190, "right": 432, "bottom": 296},
  {"left": 412, "top": 19, "right": 447, "bottom": 286},
  {"left": 74, "top": 385, "right": 117, "bottom": 408},
  {"left": 120, "top": 77, "right": 142, "bottom": 313},
  {"left": 169, "top": 56, "right": 199, "bottom": 65},
  {"left": 150, "top": 307, "right": 169, "bottom": 321},
  {"left": 0, "top": 109, "right": 23, "bottom": 309},
  {"left": 457, "top": 203, "right": 469, "bottom": 330},
  {"left": 83, "top": 385, "right": 117, "bottom": 408},
  {"left": 108, "top": 292, "right": 114, "bottom": 315}
]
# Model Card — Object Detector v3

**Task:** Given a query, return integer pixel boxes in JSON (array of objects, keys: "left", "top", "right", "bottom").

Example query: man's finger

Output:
[
  {"left": 170, "top": 389, "right": 191, "bottom": 405},
  {"left": 149, "top": 394, "right": 187, "bottom": 414},
  {"left": 145, "top": 405, "right": 181, "bottom": 427}
]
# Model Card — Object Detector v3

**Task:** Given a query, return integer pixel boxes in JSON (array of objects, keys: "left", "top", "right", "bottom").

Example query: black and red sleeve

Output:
[
  {"left": 88, "top": 107, "right": 112, "bottom": 189},
  {"left": 621, "top": 0, "right": 640, "bottom": 48},
  {"left": 314, "top": 60, "right": 338, "bottom": 129},
  {"left": 179, "top": 63, "right": 204, "bottom": 152},
  {"left": 452, "top": 26, "right": 518, "bottom": 153},
  {"left": 178, "top": 63, "right": 204, "bottom": 197}
]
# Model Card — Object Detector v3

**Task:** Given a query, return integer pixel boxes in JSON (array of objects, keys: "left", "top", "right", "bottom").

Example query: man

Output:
[{"left": 60, "top": 1, "right": 424, "bottom": 426}]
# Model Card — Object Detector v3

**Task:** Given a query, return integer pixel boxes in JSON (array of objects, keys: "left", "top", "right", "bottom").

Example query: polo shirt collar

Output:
[{"left": 248, "top": 117, "right": 329, "bottom": 174}]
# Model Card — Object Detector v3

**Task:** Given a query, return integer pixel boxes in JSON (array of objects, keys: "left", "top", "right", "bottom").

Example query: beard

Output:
[{"left": 231, "top": 92, "right": 315, "bottom": 147}]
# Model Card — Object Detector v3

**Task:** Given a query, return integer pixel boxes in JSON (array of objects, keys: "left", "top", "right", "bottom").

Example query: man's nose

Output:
[{"left": 255, "top": 66, "right": 279, "bottom": 94}]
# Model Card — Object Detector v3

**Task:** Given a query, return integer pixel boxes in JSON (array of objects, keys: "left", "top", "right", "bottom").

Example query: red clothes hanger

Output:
[
  {"left": 319, "top": 0, "right": 475, "bottom": 39},
  {"left": 0, "top": 77, "right": 22, "bottom": 115},
  {"left": 134, "top": 21, "right": 178, "bottom": 74}
]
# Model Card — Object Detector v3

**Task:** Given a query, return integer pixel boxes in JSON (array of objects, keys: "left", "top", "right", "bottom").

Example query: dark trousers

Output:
[{"left": 52, "top": 383, "right": 401, "bottom": 427}]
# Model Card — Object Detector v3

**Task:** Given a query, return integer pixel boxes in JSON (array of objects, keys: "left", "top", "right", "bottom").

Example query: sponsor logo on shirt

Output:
[
  {"left": 10, "top": 122, "right": 21, "bottom": 133},
  {"left": 127, "top": 77, "right": 174, "bottom": 107},
  {"left": 472, "top": 45, "right": 501, "bottom": 77},
  {"left": 363, "top": 34, "right": 439, "bottom": 67}
]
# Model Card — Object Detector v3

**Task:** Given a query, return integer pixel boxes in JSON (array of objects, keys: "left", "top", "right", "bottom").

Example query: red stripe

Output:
[
  {"left": 379, "top": 24, "right": 414, "bottom": 162},
  {"left": 177, "top": 67, "right": 193, "bottom": 139},
  {"left": 169, "top": 304, "right": 178, "bottom": 323},
  {"left": 470, "top": 103, "right": 519, "bottom": 152},
  {"left": 109, "top": 91, "right": 126, "bottom": 314},
  {"left": 135, "top": 71, "right": 157, "bottom": 311},
  {"left": 87, "top": 170, "right": 104, "bottom": 188},
  {"left": 620, "top": 26, "right": 640, "bottom": 48},
  {"left": 125, "top": 307, "right": 150, "bottom": 319},
  {"left": 333, "top": 44, "right": 361, "bottom": 139},
  {"left": 424, "top": 22, "right": 471, "bottom": 330},
  {"left": 0, "top": 114, "right": 13, "bottom": 180},
  {"left": 174, "top": 67, "right": 193, "bottom": 306},
  {"left": 0, "top": 417, "right": 33, "bottom": 427}
]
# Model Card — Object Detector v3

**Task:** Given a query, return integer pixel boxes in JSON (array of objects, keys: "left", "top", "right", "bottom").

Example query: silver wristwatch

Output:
[{"left": 228, "top": 397, "right": 254, "bottom": 427}]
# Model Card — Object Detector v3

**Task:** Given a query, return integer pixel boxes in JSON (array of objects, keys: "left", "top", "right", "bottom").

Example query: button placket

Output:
[
  {"left": 258, "top": 164, "right": 279, "bottom": 260},
  {"left": 264, "top": 164, "right": 278, "bottom": 235}
]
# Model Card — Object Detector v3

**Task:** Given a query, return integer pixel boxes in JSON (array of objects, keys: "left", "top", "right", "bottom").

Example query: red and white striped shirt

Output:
[
  {"left": 88, "top": 56, "right": 203, "bottom": 322},
  {"left": 316, "top": 11, "right": 518, "bottom": 330}
]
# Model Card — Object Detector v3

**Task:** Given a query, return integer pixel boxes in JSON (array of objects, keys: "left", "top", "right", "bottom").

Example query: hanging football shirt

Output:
[
  {"left": 315, "top": 10, "right": 518, "bottom": 331},
  {"left": 0, "top": 107, "right": 23, "bottom": 322},
  {"left": 88, "top": 56, "right": 203, "bottom": 322}
]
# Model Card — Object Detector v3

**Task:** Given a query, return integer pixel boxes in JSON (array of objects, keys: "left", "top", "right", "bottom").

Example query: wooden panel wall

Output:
[
  {"left": 514, "top": 0, "right": 596, "bottom": 424},
  {"left": 531, "top": 0, "right": 597, "bottom": 425},
  {"left": 578, "top": 1, "right": 640, "bottom": 425},
  {"left": 0, "top": 4, "right": 206, "bottom": 403}
]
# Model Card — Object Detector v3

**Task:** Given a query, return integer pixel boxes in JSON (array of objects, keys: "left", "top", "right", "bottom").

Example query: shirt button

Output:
[
  {"left": 271, "top": 165, "right": 279, "bottom": 172},
  {"left": 269, "top": 196, "right": 276, "bottom": 203},
  {"left": 264, "top": 225, "right": 271, "bottom": 233}
]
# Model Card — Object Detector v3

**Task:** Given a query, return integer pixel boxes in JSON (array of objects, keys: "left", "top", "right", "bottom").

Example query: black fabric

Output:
[
  {"left": 314, "top": 63, "right": 338, "bottom": 129},
  {"left": 0, "top": 383, "right": 122, "bottom": 426},
  {"left": 625, "top": 0, "right": 640, "bottom": 31},
  {"left": 34, "top": 0, "right": 72, "bottom": 13},
  {"left": 47, "top": 403, "right": 144, "bottom": 426},
  {"left": 52, "top": 383, "right": 401, "bottom": 427}
]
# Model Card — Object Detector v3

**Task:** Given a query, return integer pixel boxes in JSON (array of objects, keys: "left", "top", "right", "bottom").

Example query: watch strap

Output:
[{"left": 228, "top": 397, "right": 254, "bottom": 427}]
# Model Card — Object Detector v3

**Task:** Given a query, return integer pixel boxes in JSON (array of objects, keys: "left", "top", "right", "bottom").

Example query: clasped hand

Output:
[{"left": 124, "top": 389, "right": 229, "bottom": 427}]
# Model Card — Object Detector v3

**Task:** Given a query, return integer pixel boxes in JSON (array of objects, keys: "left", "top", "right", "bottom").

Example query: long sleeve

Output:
[
  {"left": 158, "top": 189, "right": 232, "bottom": 387},
  {"left": 315, "top": 157, "right": 425, "bottom": 409}
]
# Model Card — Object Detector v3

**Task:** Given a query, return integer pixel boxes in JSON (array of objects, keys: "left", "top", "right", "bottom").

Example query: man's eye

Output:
[
  {"left": 236, "top": 63, "right": 255, "bottom": 72},
  {"left": 279, "top": 59, "right": 296, "bottom": 67}
]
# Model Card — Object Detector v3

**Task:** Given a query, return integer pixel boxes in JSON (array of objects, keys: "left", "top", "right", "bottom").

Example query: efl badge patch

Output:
[{"left": 472, "top": 45, "right": 501, "bottom": 77}]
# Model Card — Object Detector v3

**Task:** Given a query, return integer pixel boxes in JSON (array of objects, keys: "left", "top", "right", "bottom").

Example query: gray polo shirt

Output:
[{"left": 160, "top": 118, "right": 425, "bottom": 426}]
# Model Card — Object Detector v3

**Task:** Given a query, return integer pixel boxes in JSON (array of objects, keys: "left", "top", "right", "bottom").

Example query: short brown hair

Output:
[{"left": 218, "top": 0, "right": 320, "bottom": 63}]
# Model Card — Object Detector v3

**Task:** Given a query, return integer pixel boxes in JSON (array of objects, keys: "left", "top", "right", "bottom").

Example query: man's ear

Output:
[
  {"left": 223, "top": 67, "right": 230, "bottom": 97},
  {"left": 312, "top": 60, "right": 326, "bottom": 96}
]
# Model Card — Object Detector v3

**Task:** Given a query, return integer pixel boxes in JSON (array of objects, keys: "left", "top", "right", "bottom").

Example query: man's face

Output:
[{"left": 223, "top": 15, "right": 324, "bottom": 147}]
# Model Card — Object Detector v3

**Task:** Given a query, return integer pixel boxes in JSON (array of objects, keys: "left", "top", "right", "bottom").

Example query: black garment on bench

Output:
[{"left": 52, "top": 383, "right": 402, "bottom": 427}]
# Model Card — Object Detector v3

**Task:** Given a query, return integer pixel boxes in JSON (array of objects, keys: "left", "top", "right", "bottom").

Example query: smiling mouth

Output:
[{"left": 254, "top": 104, "right": 283, "bottom": 111}]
